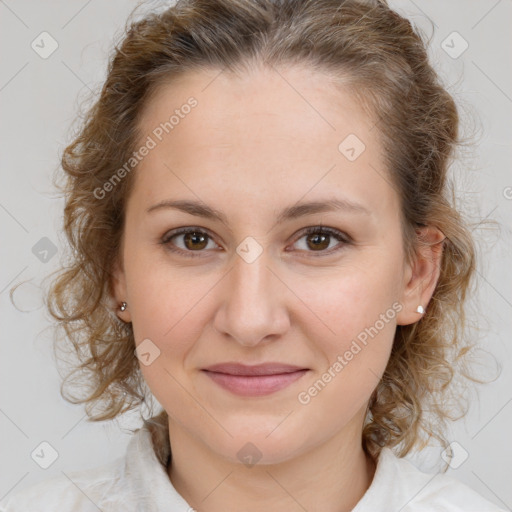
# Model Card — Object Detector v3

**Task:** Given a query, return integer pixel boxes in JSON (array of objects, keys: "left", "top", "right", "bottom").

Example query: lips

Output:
[
  {"left": 202, "top": 362, "right": 307, "bottom": 376},
  {"left": 201, "top": 362, "right": 309, "bottom": 396}
]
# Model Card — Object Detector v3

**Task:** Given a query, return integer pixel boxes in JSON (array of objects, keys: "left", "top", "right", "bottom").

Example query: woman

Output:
[{"left": 2, "top": 0, "right": 506, "bottom": 510}]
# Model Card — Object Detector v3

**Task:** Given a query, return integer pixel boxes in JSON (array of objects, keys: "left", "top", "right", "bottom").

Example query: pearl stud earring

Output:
[{"left": 416, "top": 305, "right": 425, "bottom": 314}]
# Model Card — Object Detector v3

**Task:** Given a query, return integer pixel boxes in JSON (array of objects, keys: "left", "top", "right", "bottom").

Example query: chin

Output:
[{"left": 207, "top": 422, "right": 311, "bottom": 467}]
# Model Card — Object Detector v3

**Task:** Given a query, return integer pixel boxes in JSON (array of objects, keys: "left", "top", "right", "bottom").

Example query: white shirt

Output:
[{"left": 0, "top": 421, "right": 506, "bottom": 512}]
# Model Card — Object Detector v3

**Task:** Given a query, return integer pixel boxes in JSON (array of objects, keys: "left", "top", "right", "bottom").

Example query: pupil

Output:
[
  {"left": 308, "top": 233, "right": 329, "bottom": 250},
  {"left": 185, "top": 232, "right": 207, "bottom": 250}
]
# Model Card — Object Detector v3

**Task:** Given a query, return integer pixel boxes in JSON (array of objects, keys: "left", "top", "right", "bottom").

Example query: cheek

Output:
[
  {"left": 125, "top": 252, "right": 207, "bottom": 340},
  {"left": 299, "top": 267, "right": 399, "bottom": 347},
  {"left": 129, "top": 271, "right": 205, "bottom": 416},
  {"left": 295, "top": 278, "right": 397, "bottom": 429},
  {"left": 126, "top": 262, "right": 217, "bottom": 397},
  {"left": 293, "top": 268, "right": 398, "bottom": 408}
]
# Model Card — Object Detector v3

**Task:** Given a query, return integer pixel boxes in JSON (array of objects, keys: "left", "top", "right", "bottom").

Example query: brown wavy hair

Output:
[{"left": 22, "top": 0, "right": 489, "bottom": 460}]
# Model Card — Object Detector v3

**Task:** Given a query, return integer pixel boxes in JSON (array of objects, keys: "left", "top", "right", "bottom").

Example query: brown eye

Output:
[
  {"left": 161, "top": 228, "right": 218, "bottom": 257},
  {"left": 305, "top": 232, "right": 331, "bottom": 251},
  {"left": 292, "top": 226, "right": 351, "bottom": 256},
  {"left": 182, "top": 231, "right": 209, "bottom": 250}
]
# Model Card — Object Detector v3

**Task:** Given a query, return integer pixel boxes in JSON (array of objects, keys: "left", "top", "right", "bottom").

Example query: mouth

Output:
[{"left": 201, "top": 363, "right": 309, "bottom": 396}]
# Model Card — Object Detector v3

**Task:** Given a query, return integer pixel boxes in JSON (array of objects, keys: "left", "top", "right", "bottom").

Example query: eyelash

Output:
[{"left": 160, "top": 225, "right": 352, "bottom": 258}]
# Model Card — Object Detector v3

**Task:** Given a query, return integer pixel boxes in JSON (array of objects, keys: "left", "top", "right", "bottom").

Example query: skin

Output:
[{"left": 112, "top": 63, "right": 444, "bottom": 512}]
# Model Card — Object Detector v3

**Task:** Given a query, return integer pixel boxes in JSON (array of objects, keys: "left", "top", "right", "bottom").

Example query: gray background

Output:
[{"left": 1, "top": 0, "right": 511, "bottom": 508}]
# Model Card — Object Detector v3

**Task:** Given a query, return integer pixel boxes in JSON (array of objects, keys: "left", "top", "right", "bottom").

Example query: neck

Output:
[{"left": 166, "top": 414, "right": 376, "bottom": 512}]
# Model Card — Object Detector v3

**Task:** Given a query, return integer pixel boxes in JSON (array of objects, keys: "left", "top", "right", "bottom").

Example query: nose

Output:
[{"left": 212, "top": 249, "right": 290, "bottom": 347}]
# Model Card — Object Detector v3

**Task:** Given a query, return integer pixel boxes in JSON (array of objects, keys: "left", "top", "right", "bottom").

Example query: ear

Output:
[
  {"left": 111, "top": 255, "right": 132, "bottom": 323},
  {"left": 395, "top": 225, "right": 445, "bottom": 326}
]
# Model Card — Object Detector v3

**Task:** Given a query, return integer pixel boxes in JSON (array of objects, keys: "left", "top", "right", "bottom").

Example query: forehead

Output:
[
  {"left": 139, "top": 64, "right": 374, "bottom": 152},
  {"left": 133, "top": 65, "right": 397, "bottom": 221}
]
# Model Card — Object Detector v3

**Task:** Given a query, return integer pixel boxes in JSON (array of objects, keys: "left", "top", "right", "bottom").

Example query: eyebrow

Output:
[{"left": 146, "top": 197, "right": 371, "bottom": 227}]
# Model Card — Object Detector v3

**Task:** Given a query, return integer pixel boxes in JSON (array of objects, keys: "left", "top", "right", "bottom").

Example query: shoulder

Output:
[
  {"left": 0, "top": 457, "right": 130, "bottom": 512},
  {"left": 355, "top": 447, "right": 507, "bottom": 512},
  {"left": 0, "top": 420, "right": 176, "bottom": 512}
]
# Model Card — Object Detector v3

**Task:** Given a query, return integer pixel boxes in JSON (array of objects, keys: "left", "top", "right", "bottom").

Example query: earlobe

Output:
[
  {"left": 396, "top": 226, "right": 445, "bottom": 326},
  {"left": 110, "top": 258, "right": 131, "bottom": 322}
]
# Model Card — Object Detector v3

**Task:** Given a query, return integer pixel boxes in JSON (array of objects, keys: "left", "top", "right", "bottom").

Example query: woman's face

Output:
[{"left": 113, "top": 65, "right": 437, "bottom": 464}]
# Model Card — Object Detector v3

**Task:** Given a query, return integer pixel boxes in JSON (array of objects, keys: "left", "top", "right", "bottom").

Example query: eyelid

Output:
[{"left": 161, "top": 226, "right": 217, "bottom": 244}]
